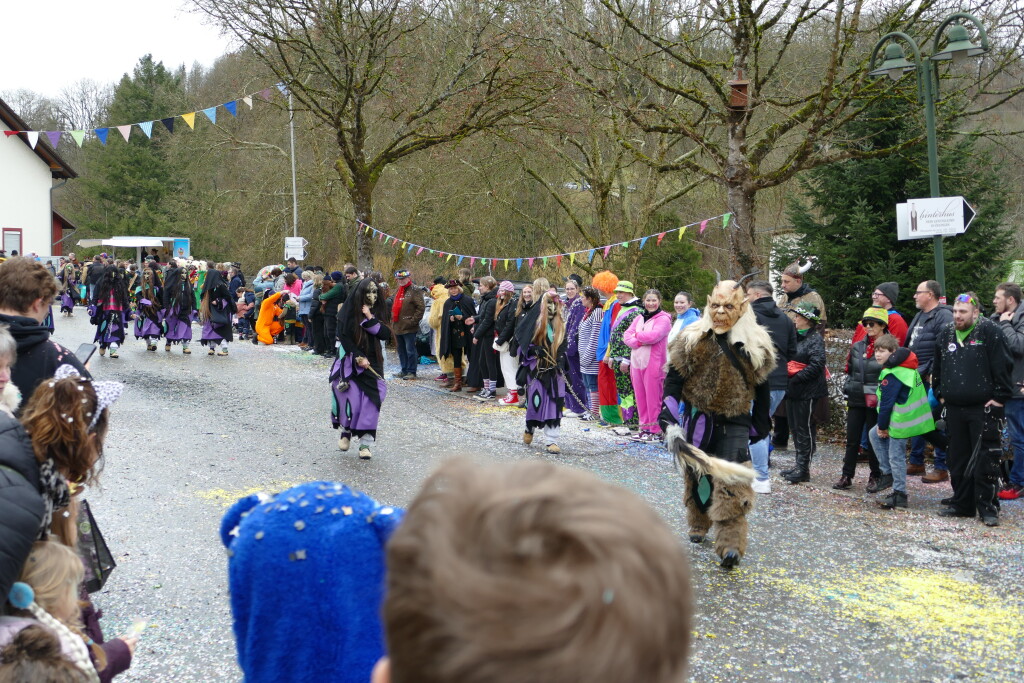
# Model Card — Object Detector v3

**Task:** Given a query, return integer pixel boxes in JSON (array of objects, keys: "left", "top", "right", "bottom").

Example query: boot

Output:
[
  {"left": 879, "top": 491, "right": 908, "bottom": 509},
  {"left": 783, "top": 451, "right": 810, "bottom": 484},
  {"left": 448, "top": 367, "right": 463, "bottom": 392}
]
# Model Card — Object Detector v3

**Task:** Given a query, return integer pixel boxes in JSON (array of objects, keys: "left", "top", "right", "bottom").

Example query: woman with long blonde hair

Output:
[{"left": 515, "top": 291, "right": 567, "bottom": 453}]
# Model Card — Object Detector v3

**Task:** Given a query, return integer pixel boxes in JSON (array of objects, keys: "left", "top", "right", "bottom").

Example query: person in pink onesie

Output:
[{"left": 624, "top": 289, "right": 673, "bottom": 441}]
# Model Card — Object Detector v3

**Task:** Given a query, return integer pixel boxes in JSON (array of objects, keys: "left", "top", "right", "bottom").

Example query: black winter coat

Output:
[
  {"left": 473, "top": 290, "right": 498, "bottom": 341},
  {"left": 788, "top": 329, "right": 827, "bottom": 400},
  {"left": 752, "top": 296, "right": 797, "bottom": 391},
  {"left": 438, "top": 295, "right": 477, "bottom": 357},
  {"left": 0, "top": 314, "right": 90, "bottom": 413},
  {"left": 932, "top": 317, "right": 1013, "bottom": 406},
  {"left": 0, "top": 412, "right": 44, "bottom": 604},
  {"left": 844, "top": 338, "right": 883, "bottom": 408},
  {"left": 495, "top": 298, "right": 518, "bottom": 345},
  {"left": 905, "top": 305, "right": 954, "bottom": 378}
]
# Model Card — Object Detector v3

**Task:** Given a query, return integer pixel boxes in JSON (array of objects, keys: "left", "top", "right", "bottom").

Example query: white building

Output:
[{"left": 0, "top": 97, "right": 77, "bottom": 257}]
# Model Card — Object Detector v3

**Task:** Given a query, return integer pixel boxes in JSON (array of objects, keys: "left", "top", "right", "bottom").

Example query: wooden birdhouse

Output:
[{"left": 728, "top": 70, "right": 750, "bottom": 110}]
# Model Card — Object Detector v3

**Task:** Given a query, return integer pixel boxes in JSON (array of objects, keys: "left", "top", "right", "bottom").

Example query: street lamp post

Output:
[{"left": 868, "top": 13, "right": 990, "bottom": 299}]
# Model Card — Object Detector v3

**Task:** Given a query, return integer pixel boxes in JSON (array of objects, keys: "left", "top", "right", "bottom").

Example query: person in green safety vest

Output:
[{"left": 868, "top": 335, "right": 937, "bottom": 509}]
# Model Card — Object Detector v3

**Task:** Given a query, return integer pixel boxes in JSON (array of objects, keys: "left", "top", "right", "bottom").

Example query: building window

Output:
[{"left": 2, "top": 228, "right": 22, "bottom": 255}]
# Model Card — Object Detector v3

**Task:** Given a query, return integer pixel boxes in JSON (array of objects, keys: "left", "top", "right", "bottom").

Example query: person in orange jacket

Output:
[{"left": 256, "top": 291, "right": 286, "bottom": 345}]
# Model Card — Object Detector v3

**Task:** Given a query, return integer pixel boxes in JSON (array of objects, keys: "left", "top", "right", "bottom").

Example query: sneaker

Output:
[
  {"left": 997, "top": 485, "right": 1024, "bottom": 501},
  {"left": 434, "top": 373, "right": 448, "bottom": 382},
  {"left": 182, "top": 347, "right": 191, "bottom": 355},
  {"left": 751, "top": 478, "right": 772, "bottom": 494},
  {"left": 217, "top": 349, "right": 229, "bottom": 356},
  {"left": 208, "top": 348, "right": 216, "bottom": 356},
  {"left": 109, "top": 349, "right": 118, "bottom": 358},
  {"left": 498, "top": 391, "right": 519, "bottom": 406},
  {"left": 358, "top": 445, "right": 372, "bottom": 460},
  {"left": 579, "top": 412, "right": 594, "bottom": 422},
  {"left": 629, "top": 431, "right": 659, "bottom": 443},
  {"left": 474, "top": 389, "right": 495, "bottom": 401},
  {"left": 338, "top": 436, "right": 350, "bottom": 451},
  {"left": 546, "top": 444, "right": 561, "bottom": 454},
  {"left": 563, "top": 411, "right": 583, "bottom": 419}
]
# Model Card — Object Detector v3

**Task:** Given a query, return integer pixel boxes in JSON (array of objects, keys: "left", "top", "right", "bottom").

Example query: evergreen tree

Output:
[
  {"left": 81, "top": 55, "right": 186, "bottom": 236},
  {"left": 779, "top": 95, "right": 1010, "bottom": 329}
]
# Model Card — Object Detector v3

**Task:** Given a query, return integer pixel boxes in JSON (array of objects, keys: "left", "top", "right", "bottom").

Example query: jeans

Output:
[
  {"left": 909, "top": 434, "right": 948, "bottom": 470},
  {"left": 750, "top": 390, "right": 786, "bottom": 481},
  {"left": 868, "top": 426, "right": 908, "bottom": 493},
  {"left": 1006, "top": 398, "right": 1024, "bottom": 487},
  {"left": 581, "top": 373, "right": 599, "bottom": 392},
  {"left": 396, "top": 332, "right": 418, "bottom": 375}
]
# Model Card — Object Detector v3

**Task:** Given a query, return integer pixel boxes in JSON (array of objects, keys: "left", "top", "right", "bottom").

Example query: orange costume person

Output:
[{"left": 255, "top": 291, "right": 285, "bottom": 345}]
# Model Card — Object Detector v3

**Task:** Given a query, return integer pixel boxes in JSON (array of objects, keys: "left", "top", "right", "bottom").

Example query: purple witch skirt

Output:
[
  {"left": 60, "top": 292, "right": 75, "bottom": 313},
  {"left": 135, "top": 316, "right": 162, "bottom": 340},
  {"left": 93, "top": 310, "right": 126, "bottom": 346},
  {"left": 200, "top": 321, "right": 231, "bottom": 346},
  {"left": 163, "top": 307, "right": 193, "bottom": 343},
  {"left": 525, "top": 373, "right": 565, "bottom": 430},
  {"left": 330, "top": 354, "right": 387, "bottom": 438}
]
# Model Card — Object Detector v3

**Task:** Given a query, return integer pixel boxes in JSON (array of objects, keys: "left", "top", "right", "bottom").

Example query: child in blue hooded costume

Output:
[{"left": 220, "top": 482, "right": 403, "bottom": 683}]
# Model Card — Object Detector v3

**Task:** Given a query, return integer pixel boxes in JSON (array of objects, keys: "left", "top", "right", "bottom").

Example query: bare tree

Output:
[
  {"left": 195, "top": 0, "right": 555, "bottom": 269},
  {"left": 568, "top": 0, "right": 1024, "bottom": 273}
]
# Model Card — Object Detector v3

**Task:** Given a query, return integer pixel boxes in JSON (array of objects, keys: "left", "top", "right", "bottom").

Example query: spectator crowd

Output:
[{"left": 0, "top": 246, "right": 1021, "bottom": 680}]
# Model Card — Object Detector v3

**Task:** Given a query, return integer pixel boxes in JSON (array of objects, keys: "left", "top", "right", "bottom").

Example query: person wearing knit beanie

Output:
[{"left": 875, "top": 282, "right": 899, "bottom": 308}]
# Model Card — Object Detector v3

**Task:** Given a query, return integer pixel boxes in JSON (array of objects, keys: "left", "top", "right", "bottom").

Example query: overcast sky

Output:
[{"left": 1, "top": 0, "right": 231, "bottom": 99}]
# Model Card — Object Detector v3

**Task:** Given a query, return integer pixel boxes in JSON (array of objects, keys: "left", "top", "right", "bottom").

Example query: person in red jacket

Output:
[{"left": 851, "top": 282, "right": 908, "bottom": 345}]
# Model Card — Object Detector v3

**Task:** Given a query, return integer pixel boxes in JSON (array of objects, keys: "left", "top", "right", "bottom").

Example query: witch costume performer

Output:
[
  {"left": 330, "top": 279, "right": 392, "bottom": 460},
  {"left": 133, "top": 266, "right": 163, "bottom": 351},
  {"left": 161, "top": 260, "right": 195, "bottom": 354},
  {"left": 59, "top": 261, "right": 80, "bottom": 316},
  {"left": 659, "top": 280, "right": 776, "bottom": 569},
  {"left": 90, "top": 265, "right": 129, "bottom": 358},
  {"left": 199, "top": 268, "right": 237, "bottom": 356},
  {"left": 517, "top": 291, "right": 567, "bottom": 454}
]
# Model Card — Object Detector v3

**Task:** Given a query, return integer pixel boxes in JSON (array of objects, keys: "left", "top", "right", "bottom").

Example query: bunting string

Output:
[
  {"left": 2, "top": 83, "right": 288, "bottom": 150},
  {"left": 357, "top": 212, "right": 734, "bottom": 270}
]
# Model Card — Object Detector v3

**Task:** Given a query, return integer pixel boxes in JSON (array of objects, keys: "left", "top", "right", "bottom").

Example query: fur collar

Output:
[
  {"left": 669, "top": 307, "right": 776, "bottom": 381},
  {"left": 0, "top": 382, "right": 20, "bottom": 417}
]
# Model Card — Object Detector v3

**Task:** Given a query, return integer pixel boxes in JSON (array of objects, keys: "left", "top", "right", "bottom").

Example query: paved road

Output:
[{"left": 52, "top": 313, "right": 1022, "bottom": 682}]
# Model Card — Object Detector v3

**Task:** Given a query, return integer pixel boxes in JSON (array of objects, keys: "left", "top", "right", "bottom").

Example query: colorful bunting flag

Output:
[
  {"left": 723, "top": 213, "right": 732, "bottom": 228},
  {"left": 139, "top": 121, "right": 154, "bottom": 138},
  {"left": 416, "top": 247, "right": 424, "bottom": 255},
  {"left": 699, "top": 220, "right": 708, "bottom": 234},
  {"left": 639, "top": 237, "right": 649, "bottom": 249},
  {"left": 528, "top": 258, "right": 534, "bottom": 269},
  {"left": 679, "top": 226, "right": 687, "bottom": 240},
  {"left": 161, "top": 117, "right": 175, "bottom": 134},
  {"left": 181, "top": 113, "right": 196, "bottom": 130},
  {"left": 504, "top": 259, "right": 509, "bottom": 269},
  {"left": 202, "top": 107, "right": 217, "bottom": 124},
  {"left": 95, "top": 128, "right": 109, "bottom": 145},
  {"left": 70, "top": 130, "right": 85, "bottom": 147},
  {"left": 44, "top": 131, "right": 61, "bottom": 148},
  {"left": 457, "top": 256, "right": 464, "bottom": 265},
  {"left": 260, "top": 89, "right": 272, "bottom": 101},
  {"left": 116, "top": 125, "right": 131, "bottom": 142},
  {"left": 243, "top": 96, "right": 253, "bottom": 109},
  {"left": 516, "top": 258, "right": 522, "bottom": 270},
  {"left": 224, "top": 101, "right": 238, "bottom": 118},
  {"left": 276, "top": 83, "right": 288, "bottom": 95},
  {"left": 542, "top": 256, "right": 548, "bottom": 268},
  {"left": 556, "top": 254, "right": 562, "bottom": 266},
  {"left": 603, "top": 245, "right": 611, "bottom": 258},
  {"left": 588, "top": 249, "right": 595, "bottom": 263},
  {"left": 470, "top": 257, "right": 476, "bottom": 267},
  {"left": 2, "top": 131, "right": 17, "bottom": 137},
  {"left": 569, "top": 253, "right": 575, "bottom": 265},
  {"left": 26, "top": 131, "right": 38, "bottom": 149}
]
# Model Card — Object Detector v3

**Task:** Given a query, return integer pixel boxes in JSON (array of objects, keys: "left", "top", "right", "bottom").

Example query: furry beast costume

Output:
[{"left": 660, "top": 284, "right": 776, "bottom": 567}]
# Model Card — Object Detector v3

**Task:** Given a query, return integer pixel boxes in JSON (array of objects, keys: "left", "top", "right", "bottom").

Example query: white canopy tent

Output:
[{"left": 75, "top": 236, "right": 185, "bottom": 264}]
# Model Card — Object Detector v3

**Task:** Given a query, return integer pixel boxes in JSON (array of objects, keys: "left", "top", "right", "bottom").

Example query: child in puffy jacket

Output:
[{"left": 868, "top": 335, "right": 934, "bottom": 510}]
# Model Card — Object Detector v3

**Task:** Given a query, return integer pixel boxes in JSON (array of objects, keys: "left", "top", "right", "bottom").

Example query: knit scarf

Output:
[{"left": 36, "top": 458, "right": 70, "bottom": 540}]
